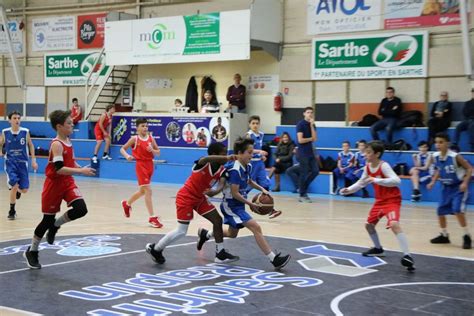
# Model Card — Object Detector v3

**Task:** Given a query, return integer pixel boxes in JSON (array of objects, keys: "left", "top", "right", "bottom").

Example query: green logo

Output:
[
  {"left": 80, "top": 53, "right": 105, "bottom": 76},
  {"left": 140, "top": 23, "right": 175, "bottom": 50},
  {"left": 372, "top": 35, "right": 418, "bottom": 68}
]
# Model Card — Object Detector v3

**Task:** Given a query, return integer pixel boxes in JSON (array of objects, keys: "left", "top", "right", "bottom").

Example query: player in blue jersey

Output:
[
  {"left": 427, "top": 133, "right": 472, "bottom": 249},
  {"left": 246, "top": 115, "right": 281, "bottom": 219},
  {"left": 197, "top": 137, "right": 291, "bottom": 270},
  {"left": 332, "top": 141, "right": 355, "bottom": 195},
  {"left": 0, "top": 111, "right": 38, "bottom": 219},
  {"left": 353, "top": 140, "right": 369, "bottom": 198},
  {"left": 410, "top": 141, "right": 433, "bottom": 202}
]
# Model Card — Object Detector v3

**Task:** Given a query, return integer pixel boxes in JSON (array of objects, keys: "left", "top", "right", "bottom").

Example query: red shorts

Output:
[
  {"left": 176, "top": 190, "right": 216, "bottom": 222},
  {"left": 41, "top": 177, "right": 83, "bottom": 214},
  {"left": 367, "top": 201, "right": 401, "bottom": 228},
  {"left": 94, "top": 128, "right": 108, "bottom": 141},
  {"left": 136, "top": 160, "right": 154, "bottom": 186}
]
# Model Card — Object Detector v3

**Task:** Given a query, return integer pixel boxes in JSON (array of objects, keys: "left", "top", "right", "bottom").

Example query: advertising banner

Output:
[
  {"left": 112, "top": 115, "right": 230, "bottom": 148},
  {"left": 311, "top": 31, "right": 428, "bottom": 80},
  {"left": 32, "top": 16, "right": 76, "bottom": 51},
  {"left": 44, "top": 51, "right": 109, "bottom": 86},
  {"left": 105, "top": 10, "right": 250, "bottom": 65},
  {"left": 307, "top": 0, "right": 382, "bottom": 35},
  {"left": 77, "top": 13, "right": 106, "bottom": 49},
  {"left": 384, "top": 0, "right": 467, "bottom": 29},
  {"left": 247, "top": 75, "right": 280, "bottom": 93},
  {"left": 0, "top": 20, "right": 24, "bottom": 54}
]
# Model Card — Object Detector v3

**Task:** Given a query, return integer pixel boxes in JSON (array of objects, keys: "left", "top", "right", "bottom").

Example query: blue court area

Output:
[{"left": 0, "top": 234, "right": 473, "bottom": 315}]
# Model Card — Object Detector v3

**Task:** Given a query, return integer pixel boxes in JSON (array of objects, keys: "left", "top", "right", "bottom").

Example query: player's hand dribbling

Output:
[
  {"left": 81, "top": 167, "right": 96, "bottom": 176},
  {"left": 261, "top": 189, "right": 270, "bottom": 195}
]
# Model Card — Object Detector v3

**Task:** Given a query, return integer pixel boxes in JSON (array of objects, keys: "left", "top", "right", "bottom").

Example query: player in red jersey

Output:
[
  {"left": 120, "top": 118, "right": 163, "bottom": 228},
  {"left": 341, "top": 141, "right": 415, "bottom": 271},
  {"left": 70, "top": 98, "right": 82, "bottom": 125},
  {"left": 92, "top": 104, "right": 115, "bottom": 162},
  {"left": 24, "top": 110, "right": 96, "bottom": 269},
  {"left": 146, "top": 142, "right": 239, "bottom": 264}
]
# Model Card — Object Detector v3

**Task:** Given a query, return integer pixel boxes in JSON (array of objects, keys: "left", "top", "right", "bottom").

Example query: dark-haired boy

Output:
[
  {"left": 0, "top": 111, "right": 38, "bottom": 219},
  {"left": 24, "top": 110, "right": 96, "bottom": 269},
  {"left": 120, "top": 118, "right": 162, "bottom": 228},
  {"left": 410, "top": 141, "right": 433, "bottom": 202},
  {"left": 146, "top": 143, "right": 239, "bottom": 264}
]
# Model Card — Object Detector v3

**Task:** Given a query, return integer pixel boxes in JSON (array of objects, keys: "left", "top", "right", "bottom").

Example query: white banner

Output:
[
  {"left": 307, "top": 0, "right": 382, "bottom": 35},
  {"left": 0, "top": 20, "right": 24, "bottom": 54},
  {"left": 32, "top": 16, "right": 76, "bottom": 51},
  {"left": 248, "top": 75, "right": 279, "bottom": 93},
  {"left": 105, "top": 10, "right": 250, "bottom": 65}
]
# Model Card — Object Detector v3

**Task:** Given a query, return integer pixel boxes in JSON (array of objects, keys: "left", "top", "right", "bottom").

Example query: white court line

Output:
[
  {"left": 330, "top": 282, "right": 474, "bottom": 316},
  {"left": 0, "top": 306, "right": 42, "bottom": 316},
  {"left": 0, "top": 241, "right": 196, "bottom": 276}
]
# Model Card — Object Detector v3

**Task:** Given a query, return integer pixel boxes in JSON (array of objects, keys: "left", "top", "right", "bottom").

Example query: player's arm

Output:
[
  {"left": 51, "top": 142, "right": 95, "bottom": 176},
  {"left": 419, "top": 155, "right": 432, "bottom": 171},
  {"left": 412, "top": 154, "right": 420, "bottom": 168},
  {"left": 427, "top": 169, "right": 440, "bottom": 190},
  {"left": 457, "top": 154, "right": 472, "bottom": 192},
  {"left": 26, "top": 131, "right": 38, "bottom": 171},
  {"left": 205, "top": 177, "right": 226, "bottom": 197},
  {"left": 197, "top": 155, "right": 236, "bottom": 166},
  {"left": 372, "top": 163, "right": 401, "bottom": 187},
  {"left": 120, "top": 137, "right": 136, "bottom": 161},
  {"left": 150, "top": 137, "right": 161, "bottom": 156},
  {"left": 337, "top": 155, "right": 342, "bottom": 170},
  {"left": 340, "top": 168, "right": 369, "bottom": 195},
  {"left": 248, "top": 179, "right": 270, "bottom": 195},
  {"left": 0, "top": 131, "right": 4, "bottom": 157},
  {"left": 230, "top": 183, "right": 258, "bottom": 208}
]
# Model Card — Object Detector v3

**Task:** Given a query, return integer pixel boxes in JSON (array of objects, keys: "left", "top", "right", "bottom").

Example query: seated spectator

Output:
[
  {"left": 268, "top": 132, "right": 295, "bottom": 192},
  {"left": 410, "top": 141, "right": 433, "bottom": 202},
  {"left": 201, "top": 90, "right": 219, "bottom": 113},
  {"left": 174, "top": 98, "right": 183, "bottom": 107},
  {"left": 428, "top": 91, "right": 452, "bottom": 147},
  {"left": 332, "top": 141, "right": 356, "bottom": 195},
  {"left": 454, "top": 88, "right": 474, "bottom": 151},
  {"left": 352, "top": 139, "right": 369, "bottom": 198},
  {"left": 370, "top": 87, "right": 403, "bottom": 145}
]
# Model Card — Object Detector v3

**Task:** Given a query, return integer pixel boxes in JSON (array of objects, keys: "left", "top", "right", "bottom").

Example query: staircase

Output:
[{"left": 84, "top": 49, "right": 134, "bottom": 121}]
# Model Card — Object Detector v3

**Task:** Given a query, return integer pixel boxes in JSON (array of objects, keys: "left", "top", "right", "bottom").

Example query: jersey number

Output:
[
  {"left": 20, "top": 138, "right": 25, "bottom": 145},
  {"left": 444, "top": 165, "right": 455, "bottom": 174}
]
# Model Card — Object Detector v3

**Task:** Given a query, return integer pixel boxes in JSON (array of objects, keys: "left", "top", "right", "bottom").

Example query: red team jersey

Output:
[
  {"left": 176, "top": 162, "right": 225, "bottom": 221},
  {"left": 94, "top": 113, "right": 112, "bottom": 140},
  {"left": 366, "top": 161, "right": 401, "bottom": 228},
  {"left": 132, "top": 135, "right": 155, "bottom": 186},
  {"left": 71, "top": 105, "right": 82, "bottom": 124},
  {"left": 42, "top": 139, "right": 82, "bottom": 214}
]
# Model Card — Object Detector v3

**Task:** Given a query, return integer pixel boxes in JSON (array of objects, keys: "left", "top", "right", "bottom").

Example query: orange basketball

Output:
[{"left": 250, "top": 193, "right": 274, "bottom": 215}]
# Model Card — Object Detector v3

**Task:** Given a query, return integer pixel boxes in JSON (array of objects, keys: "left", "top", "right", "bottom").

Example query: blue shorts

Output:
[
  {"left": 249, "top": 159, "right": 270, "bottom": 190},
  {"left": 4, "top": 159, "right": 29, "bottom": 190},
  {"left": 437, "top": 185, "right": 468, "bottom": 216},
  {"left": 419, "top": 170, "right": 432, "bottom": 183},
  {"left": 220, "top": 201, "right": 252, "bottom": 229}
]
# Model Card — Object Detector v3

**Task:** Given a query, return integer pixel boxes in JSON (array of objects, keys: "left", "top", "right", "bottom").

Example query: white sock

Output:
[
  {"left": 215, "top": 242, "right": 224, "bottom": 253},
  {"left": 441, "top": 228, "right": 448, "bottom": 237},
  {"left": 30, "top": 236, "right": 41, "bottom": 251},
  {"left": 462, "top": 226, "right": 470, "bottom": 236},
  {"left": 369, "top": 233, "right": 382, "bottom": 249},
  {"left": 207, "top": 230, "right": 214, "bottom": 239},
  {"left": 396, "top": 232, "right": 410, "bottom": 255},
  {"left": 267, "top": 251, "right": 276, "bottom": 261},
  {"left": 155, "top": 223, "right": 188, "bottom": 251},
  {"left": 54, "top": 213, "right": 70, "bottom": 227}
]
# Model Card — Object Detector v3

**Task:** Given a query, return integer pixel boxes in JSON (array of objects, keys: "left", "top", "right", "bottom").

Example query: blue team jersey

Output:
[
  {"left": 2, "top": 127, "right": 29, "bottom": 162},
  {"left": 433, "top": 150, "right": 466, "bottom": 186},
  {"left": 222, "top": 160, "right": 252, "bottom": 207},
  {"left": 354, "top": 151, "right": 366, "bottom": 168},
  {"left": 337, "top": 151, "right": 354, "bottom": 168},
  {"left": 247, "top": 130, "right": 264, "bottom": 160}
]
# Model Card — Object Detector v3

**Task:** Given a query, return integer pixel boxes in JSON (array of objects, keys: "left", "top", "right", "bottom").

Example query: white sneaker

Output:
[
  {"left": 102, "top": 155, "right": 112, "bottom": 160},
  {"left": 92, "top": 156, "right": 98, "bottom": 163}
]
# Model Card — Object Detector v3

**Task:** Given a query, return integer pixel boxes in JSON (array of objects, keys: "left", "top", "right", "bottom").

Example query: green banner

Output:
[{"left": 183, "top": 13, "right": 220, "bottom": 55}]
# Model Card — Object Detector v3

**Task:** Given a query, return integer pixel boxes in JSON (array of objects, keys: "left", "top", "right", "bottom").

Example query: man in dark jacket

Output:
[
  {"left": 428, "top": 91, "right": 452, "bottom": 147},
  {"left": 370, "top": 87, "right": 403, "bottom": 144},
  {"left": 454, "top": 88, "right": 474, "bottom": 151}
]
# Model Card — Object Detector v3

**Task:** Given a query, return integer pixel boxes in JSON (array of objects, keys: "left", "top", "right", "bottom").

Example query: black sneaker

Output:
[
  {"left": 401, "top": 255, "right": 416, "bottom": 272},
  {"left": 411, "top": 189, "right": 421, "bottom": 202},
  {"left": 430, "top": 234, "right": 450, "bottom": 244},
  {"left": 7, "top": 210, "right": 16, "bottom": 220},
  {"left": 362, "top": 247, "right": 385, "bottom": 257},
  {"left": 197, "top": 228, "right": 209, "bottom": 251},
  {"left": 16, "top": 191, "right": 21, "bottom": 200},
  {"left": 271, "top": 253, "right": 291, "bottom": 270},
  {"left": 463, "top": 234, "right": 472, "bottom": 249},
  {"left": 23, "top": 247, "right": 41, "bottom": 269},
  {"left": 46, "top": 225, "right": 60, "bottom": 245},
  {"left": 214, "top": 249, "right": 239, "bottom": 263},
  {"left": 146, "top": 243, "right": 165, "bottom": 264}
]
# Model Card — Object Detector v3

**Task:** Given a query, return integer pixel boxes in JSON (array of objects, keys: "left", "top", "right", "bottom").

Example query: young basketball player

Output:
[
  {"left": 0, "top": 111, "right": 38, "bottom": 219},
  {"left": 92, "top": 104, "right": 115, "bottom": 162},
  {"left": 332, "top": 140, "right": 355, "bottom": 194},
  {"left": 353, "top": 140, "right": 369, "bottom": 198},
  {"left": 410, "top": 141, "right": 433, "bottom": 202},
  {"left": 24, "top": 110, "right": 95, "bottom": 269},
  {"left": 146, "top": 143, "right": 239, "bottom": 264},
  {"left": 340, "top": 140, "right": 415, "bottom": 271},
  {"left": 120, "top": 118, "right": 163, "bottom": 228},
  {"left": 197, "top": 138, "right": 291, "bottom": 270},
  {"left": 246, "top": 116, "right": 281, "bottom": 219},
  {"left": 427, "top": 133, "right": 472, "bottom": 249}
]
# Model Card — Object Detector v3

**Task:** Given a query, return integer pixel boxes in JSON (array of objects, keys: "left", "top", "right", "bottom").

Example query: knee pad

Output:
[
  {"left": 67, "top": 199, "right": 88, "bottom": 220},
  {"left": 34, "top": 215, "right": 56, "bottom": 238}
]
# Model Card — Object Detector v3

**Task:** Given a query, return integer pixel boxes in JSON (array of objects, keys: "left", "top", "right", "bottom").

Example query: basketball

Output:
[{"left": 250, "top": 193, "right": 274, "bottom": 215}]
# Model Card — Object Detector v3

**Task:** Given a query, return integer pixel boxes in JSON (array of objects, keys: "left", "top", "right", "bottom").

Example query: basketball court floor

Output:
[{"left": 1, "top": 173, "right": 473, "bottom": 315}]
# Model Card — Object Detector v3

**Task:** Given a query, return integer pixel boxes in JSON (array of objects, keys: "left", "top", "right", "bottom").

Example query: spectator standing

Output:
[
  {"left": 370, "top": 87, "right": 403, "bottom": 144},
  {"left": 201, "top": 90, "right": 220, "bottom": 113},
  {"left": 428, "top": 92, "right": 452, "bottom": 147},
  {"left": 226, "top": 73, "right": 246, "bottom": 113},
  {"left": 454, "top": 88, "right": 474, "bottom": 151}
]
